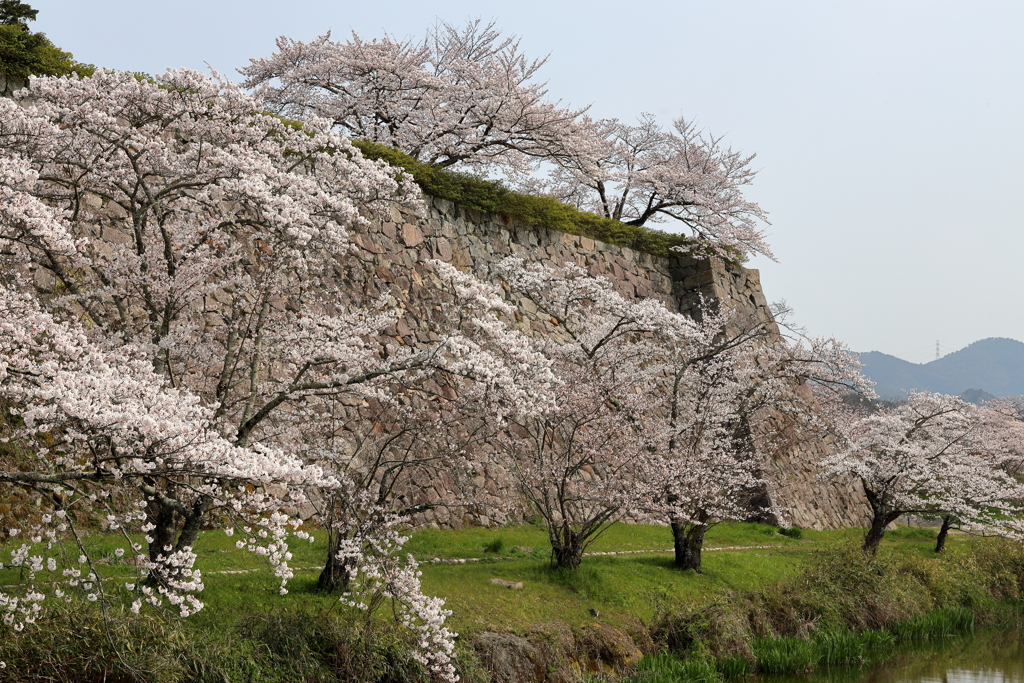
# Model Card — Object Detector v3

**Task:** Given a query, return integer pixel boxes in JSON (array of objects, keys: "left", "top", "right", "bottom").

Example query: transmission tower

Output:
[{"left": 936, "top": 340, "right": 940, "bottom": 361}]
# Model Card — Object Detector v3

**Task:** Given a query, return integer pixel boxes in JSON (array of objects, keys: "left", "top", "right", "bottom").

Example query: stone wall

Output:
[
  {"left": 350, "top": 195, "right": 871, "bottom": 530},
  {"left": 0, "top": 75, "right": 26, "bottom": 99}
]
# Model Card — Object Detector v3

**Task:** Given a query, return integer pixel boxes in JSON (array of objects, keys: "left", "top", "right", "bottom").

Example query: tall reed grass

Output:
[
  {"left": 633, "top": 606, "right": 978, "bottom": 681},
  {"left": 633, "top": 653, "right": 719, "bottom": 683}
]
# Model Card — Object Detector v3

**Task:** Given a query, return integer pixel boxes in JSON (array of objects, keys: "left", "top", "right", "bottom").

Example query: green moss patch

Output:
[{"left": 352, "top": 140, "right": 738, "bottom": 261}]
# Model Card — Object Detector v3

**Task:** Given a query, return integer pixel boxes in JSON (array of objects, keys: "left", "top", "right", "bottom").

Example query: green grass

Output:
[
  {"left": 751, "top": 635, "right": 818, "bottom": 674},
  {"left": 406, "top": 521, "right": 965, "bottom": 634},
  {"left": 404, "top": 521, "right": 808, "bottom": 561},
  {"left": 405, "top": 521, "right": 814, "bottom": 633},
  {"left": 634, "top": 652, "right": 720, "bottom": 683},
  {"left": 812, "top": 627, "right": 896, "bottom": 667},
  {"left": 888, "top": 607, "right": 976, "bottom": 641},
  {"left": 0, "top": 521, "right": 965, "bottom": 630},
  {"left": 2, "top": 520, "right": 1012, "bottom": 683}
]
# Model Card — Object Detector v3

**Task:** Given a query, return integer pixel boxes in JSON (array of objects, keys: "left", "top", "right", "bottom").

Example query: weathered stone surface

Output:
[
  {"left": 0, "top": 75, "right": 26, "bottom": 98},
  {"left": 401, "top": 223, "right": 424, "bottom": 247},
  {"left": 352, "top": 196, "right": 870, "bottom": 531}
]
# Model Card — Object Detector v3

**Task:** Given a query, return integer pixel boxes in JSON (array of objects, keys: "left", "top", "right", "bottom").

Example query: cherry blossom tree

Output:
[
  {"left": 931, "top": 398, "right": 1024, "bottom": 552},
  {"left": 487, "top": 256, "right": 869, "bottom": 572},
  {"left": 0, "top": 285, "right": 328, "bottom": 612},
  {"left": 242, "top": 22, "right": 772, "bottom": 260},
  {"left": 0, "top": 67, "right": 424, "bottom": 566},
  {"left": 332, "top": 511, "right": 458, "bottom": 681},
  {"left": 0, "top": 299, "right": 463, "bottom": 678},
  {"left": 0, "top": 286, "right": 481, "bottom": 679},
  {"left": 489, "top": 257, "right": 669, "bottom": 569},
  {"left": 651, "top": 303, "right": 871, "bottom": 571},
  {"left": 241, "top": 20, "right": 590, "bottom": 178},
  {"left": 822, "top": 391, "right": 1024, "bottom": 554},
  {"left": 307, "top": 259, "right": 554, "bottom": 592},
  {"left": 0, "top": 69, "right": 553, "bottom": 679},
  {"left": 309, "top": 400, "right": 462, "bottom": 592},
  {"left": 653, "top": 306, "right": 773, "bottom": 572},
  {"left": 546, "top": 114, "right": 773, "bottom": 260}
]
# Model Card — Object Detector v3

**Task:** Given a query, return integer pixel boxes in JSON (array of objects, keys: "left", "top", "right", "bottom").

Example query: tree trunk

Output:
[
  {"left": 317, "top": 536, "right": 355, "bottom": 592},
  {"left": 550, "top": 526, "right": 584, "bottom": 570},
  {"left": 175, "top": 495, "right": 212, "bottom": 552},
  {"left": 863, "top": 509, "right": 903, "bottom": 554},
  {"left": 145, "top": 498, "right": 178, "bottom": 569},
  {"left": 935, "top": 515, "right": 954, "bottom": 553},
  {"left": 144, "top": 493, "right": 212, "bottom": 587},
  {"left": 672, "top": 520, "right": 706, "bottom": 572},
  {"left": 862, "top": 486, "right": 905, "bottom": 555}
]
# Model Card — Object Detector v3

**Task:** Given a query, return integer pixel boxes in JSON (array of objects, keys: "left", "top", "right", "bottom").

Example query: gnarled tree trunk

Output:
[
  {"left": 143, "top": 491, "right": 213, "bottom": 586},
  {"left": 550, "top": 525, "right": 585, "bottom": 570},
  {"left": 317, "top": 535, "right": 356, "bottom": 592},
  {"left": 671, "top": 520, "right": 707, "bottom": 572}
]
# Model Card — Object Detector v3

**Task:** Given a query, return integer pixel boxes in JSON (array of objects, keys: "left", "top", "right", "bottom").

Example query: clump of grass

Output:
[
  {"left": 888, "top": 607, "right": 975, "bottom": 641},
  {"left": 747, "top": 609, "right": 974, "bottom": 675},
  {"left": 779, "top": 526, "right": 803, "bottom": 539},
  {"left": 536, "top": 563, "right": 608, "bottom": 600},
  {"left": 0, "top": 600, "right": 451, "bottom": 683},
  {"left": 0, "top": 602, "right": 175, "bottom": 682},
  {"left": 812, "top": 627, "right": 894, "bottom": 667},
  {"left": 633, "top": 652, "right": 721, "bottom": 683},
  {"left": 482, "top": 537, "right": 505, "bottom": 554},
  {"left": 635, "top": 608, "right": 988, "bottom": 683},
  {"left": 715, "top": 653, "right": 753, "bottom": 677},
  {"left": 751, "top": 636, "right": 817, "bottom": 674},
  {"left": 237, "top": 607, "right": 431, "bottom": 683}
]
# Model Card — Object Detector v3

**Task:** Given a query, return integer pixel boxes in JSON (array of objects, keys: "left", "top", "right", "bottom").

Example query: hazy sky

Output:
[{"left": 31, "top": 0, "right": 1024, "bottom": 363}]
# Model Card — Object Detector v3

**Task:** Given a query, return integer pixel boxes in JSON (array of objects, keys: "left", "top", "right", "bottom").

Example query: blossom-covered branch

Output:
[{"left": 241, "top": 20, "right": 590, "bottom": 178}]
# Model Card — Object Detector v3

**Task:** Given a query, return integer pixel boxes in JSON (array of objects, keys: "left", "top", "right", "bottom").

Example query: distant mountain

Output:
[
  {"left": 859, "top": 337, "right": 1024, "bottom": 399},
  {"left": 958, "top": 388, "right": 997, "bottom": 404}
]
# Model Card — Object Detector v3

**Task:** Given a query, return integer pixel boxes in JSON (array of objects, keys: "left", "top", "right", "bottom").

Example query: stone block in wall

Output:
[{"left": 401, "top": 223, "right": 424, "bottom": 247}]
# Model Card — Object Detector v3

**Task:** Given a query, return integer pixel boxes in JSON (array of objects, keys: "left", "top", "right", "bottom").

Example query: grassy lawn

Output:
[
  {"left": 2, "top": 518, "right": 1002, "bottom": 683},
  {"left": 405, "top": 522, "right": 953, "bottom": 633},
  {"left": 1, "top": 520, "right": 961, "bottom": 638},
  {"left": 403, "top": 519, "right": 809, "bottom": 560}
]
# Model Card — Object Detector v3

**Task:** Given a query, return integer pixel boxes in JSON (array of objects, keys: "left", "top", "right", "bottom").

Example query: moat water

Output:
[{"left": 762, "top": 630, "right": 1023, "bottom": 683}]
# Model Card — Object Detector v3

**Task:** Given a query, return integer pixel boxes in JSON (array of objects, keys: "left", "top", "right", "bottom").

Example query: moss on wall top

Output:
[{"left": 353, "top": 140, "right": 736, "bottom": 261}]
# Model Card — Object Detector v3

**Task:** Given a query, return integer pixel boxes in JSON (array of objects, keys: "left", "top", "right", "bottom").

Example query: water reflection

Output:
[{"left": 763, "top": 631, "right": 1023, "bottom": 683}]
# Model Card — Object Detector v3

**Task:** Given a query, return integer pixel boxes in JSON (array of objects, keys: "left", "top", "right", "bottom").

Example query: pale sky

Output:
[{"left": 31, "top": 0, "right": 1024, "bottom": 364}]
